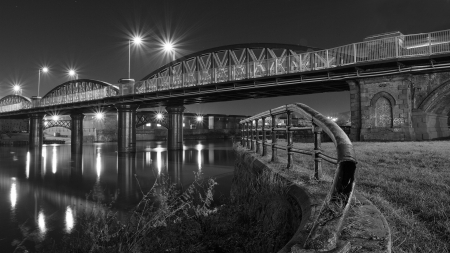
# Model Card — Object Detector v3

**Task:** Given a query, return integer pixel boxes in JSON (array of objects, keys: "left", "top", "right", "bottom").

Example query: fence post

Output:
[
  {"left": 395, "top": 36, "right": 399, "bottom": 58},
  {"left": 262, "top": 117, "right": 267, "bottom": 156},
  {"left": 428, "top": 33, "right": 432, "bottom": 55},
  {"left": 246, "top": 122, "right": 250, "bottom": 148},
  {"left": 353, "top": 43, "right": 357, "bottom": 63},
  {"left": 255, "top": 119, "right": 260, "bottom": 154},
  {"left": 314, "top": 123, "right": 323, "bottom": 180},
  {"left": 250, "top": 120, "right": 255, "bottom": 151},
  {"left": 241, "top": 123, "right": 244, "bottom": 146},
  {"left": 286, "top": 111, "right": 293, "bottom": 169},
  {"left": 271, "top": 114, "right": 278, "bottom": 162}
]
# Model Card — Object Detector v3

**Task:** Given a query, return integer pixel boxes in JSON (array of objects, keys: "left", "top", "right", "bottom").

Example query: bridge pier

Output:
[
  {"left": 166, "top": 105, "right": 185, "bottom": 150},
  {"left": 29, "top": 113, "right": 45, "bottom": 149},
  {"left": 70, "top": 112, "right": 84, "bottom": 154},
  {"left": 116, "top": 104, "right": 139, "bottom": 153}
]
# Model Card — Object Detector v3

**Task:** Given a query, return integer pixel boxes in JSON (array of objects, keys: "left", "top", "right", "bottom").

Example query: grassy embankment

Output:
[{"left": 273, "top": 140, "right": 450, "bottom": 253}]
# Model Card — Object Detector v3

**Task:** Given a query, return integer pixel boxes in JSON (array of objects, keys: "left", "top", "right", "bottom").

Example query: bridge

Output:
[{"left": 1, "top": 29, "right": 450, "bottom": 153}]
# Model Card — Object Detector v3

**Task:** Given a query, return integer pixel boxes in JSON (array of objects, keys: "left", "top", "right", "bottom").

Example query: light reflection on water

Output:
[{"left": 0, "top": 140, "right": 235, "bottom": 251}]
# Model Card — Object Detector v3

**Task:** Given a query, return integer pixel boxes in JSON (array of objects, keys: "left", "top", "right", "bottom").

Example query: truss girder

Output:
[
  {"left": 43, "top": 120, "right": 71, "bottom": 130},
  {"left": 40, "top": 79, "right": 119, "bottom": 107},
  {"left": 136, "top": 43, "right": 318, "bottom": 93},
  {"left": 0, "top": 95, "right": 32, "bottom": 113}
]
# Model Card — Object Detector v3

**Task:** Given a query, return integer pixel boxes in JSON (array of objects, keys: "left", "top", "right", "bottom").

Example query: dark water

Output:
[{"left": 0, "top": 140, "right": 235, "bottom": 252}]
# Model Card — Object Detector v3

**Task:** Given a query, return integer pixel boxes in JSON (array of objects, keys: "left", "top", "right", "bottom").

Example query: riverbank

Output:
[{"left": 274, "top": 140, "right": 450, "bottom": 252}]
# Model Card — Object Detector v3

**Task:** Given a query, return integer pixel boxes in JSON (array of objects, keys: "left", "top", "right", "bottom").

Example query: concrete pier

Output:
[
  {"left": 166, "top": 105, "right": 185, "bottom": 150},
  {"left": 29, "top": 113, "right": 45, "bottom": 149},
  {"left": 116, "top": 104, "right": 139, "bottom": 153},
  {"left": 70, "top": 112, "right": 85, "bottom": 154}
]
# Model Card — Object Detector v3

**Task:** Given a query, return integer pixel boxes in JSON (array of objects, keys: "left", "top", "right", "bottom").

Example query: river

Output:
[{"left": 0, "top": 140, "right": 236, "bottom": 252}]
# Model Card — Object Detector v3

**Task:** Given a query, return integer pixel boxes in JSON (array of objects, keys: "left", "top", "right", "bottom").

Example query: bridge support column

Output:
[
  {"left": 29, "top": 113, "right": 45, "bottom": 149},
  {"left": 166, "top": 105, "right": 185, "bottom": 150},
  {"left": 348, "top": 80, "right": 361, "bottom": 141},
  {"left": 116, "top": 104, "right": 139, "bottom": 153},
  {"left": 70, "top": 112, "right": 85, "bottom": 154}
]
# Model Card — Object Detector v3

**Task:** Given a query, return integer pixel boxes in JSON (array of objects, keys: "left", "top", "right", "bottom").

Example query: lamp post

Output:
[
  {"left": 163, "top": 42, "right": 176, "bottom": 61},
  {"left": 129, "top": 36, "right": 142, "bottom": 79},
  {"left": 38, "top": 67, "right": 49, "bottom": 97},
  {"left": 68, "top": 69, "right": 78, "bottom": 80}
]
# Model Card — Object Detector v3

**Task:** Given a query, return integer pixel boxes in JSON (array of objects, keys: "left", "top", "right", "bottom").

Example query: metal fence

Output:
[
  {"left": 2, "top": 29, "right": 450, "bottom": 112},
  {"left": 134, "top": 29, "right": 450, "bottom": 93},
  {"left": 239, "top": 103, "right": 358, "bottom": 251}
]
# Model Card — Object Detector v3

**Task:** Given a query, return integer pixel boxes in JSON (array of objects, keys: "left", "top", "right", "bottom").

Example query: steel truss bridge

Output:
[{"left": 1, "top": 29, "right": 450, "bottom": 118}]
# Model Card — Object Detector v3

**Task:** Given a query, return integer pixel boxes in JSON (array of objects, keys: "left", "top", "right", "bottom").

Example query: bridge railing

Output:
[
  {"left": 134, "top": 29, "right": 450, "bottom": 94},
  {"left": 39, "top": 87, "right": 117, "bottom": 107},
  {"left": 239, "top": 103, "right": 357, "bottom": 251},
  {"left": 1, "top": 29, "right": 450, "bottom": 113},
  {"left": 0, "top": 102, "right": 29, "bottom": 113}
]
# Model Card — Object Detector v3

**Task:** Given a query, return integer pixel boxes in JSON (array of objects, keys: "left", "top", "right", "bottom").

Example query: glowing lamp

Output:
[
  {"left": 156, "top": 113, "right": 163, "bottom": 120},
  {"left": 42, "top": 67, "right": 49, "bottom": 73},
  {"left": 196, "top": 116, "right": 203, "bottom": 122},
  {"left": 163, "top": 42, "right": 173, "bottom": 52},
  {"left": 95, "top": 112, "right": 104, "bottom": 120},
  {"left": 52, "top": 115, "right": 59, "bottom": 121},
  {"left": 132, "top": 36, "right": 142, "bottom": 45},
  {"left": 13, "top": 85, "right": 21, "bottom": 92}
]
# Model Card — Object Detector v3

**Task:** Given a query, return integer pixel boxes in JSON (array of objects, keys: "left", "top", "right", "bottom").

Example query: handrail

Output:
[
  {"left": 1, "top": 29, "right": 450, "bottom": 113},
  {"left": 239, "top": 103, "right": 357, "bottom": 251}
]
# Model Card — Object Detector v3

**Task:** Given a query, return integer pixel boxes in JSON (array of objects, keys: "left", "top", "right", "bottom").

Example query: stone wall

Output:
[{"left": 349, "top": 72, "right": 450, "bottom": 141}]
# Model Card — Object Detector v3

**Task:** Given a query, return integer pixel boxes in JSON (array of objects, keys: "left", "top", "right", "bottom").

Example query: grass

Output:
[{"left": 270, "top": 140, "right": 450, "bottom": 253}]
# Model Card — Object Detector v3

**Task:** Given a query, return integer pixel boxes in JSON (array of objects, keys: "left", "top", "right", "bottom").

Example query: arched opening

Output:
[{"left": 375, "top": 97, "right": 393, "bottom": 128}]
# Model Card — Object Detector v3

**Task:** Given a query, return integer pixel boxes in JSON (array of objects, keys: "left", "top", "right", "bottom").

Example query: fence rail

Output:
[
  {"left": 239, "top": 103, "right": 357, "bottom": 251},
  {"left": 133, "top": 29, "right": 450, "bottom": 93},
  {"left": 1, "top": 29, "right": 450, "bottom": 113}
]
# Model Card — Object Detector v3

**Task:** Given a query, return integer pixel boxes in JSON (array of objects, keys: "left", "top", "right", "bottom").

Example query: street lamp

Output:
[
  {"left": 163, "top": 42, "right": 175, "bottom": 61},
  {"left": 12, "top": 84, "right": 22, "bottom": 95},
  {"left": 68, "top": 69, "right": 78, "bottom": 80},
  {"left": 38, "top": 67, "right": 49, "bottom": 97},
  {"left": 129, "top": 36, "right": 142, "bottom": 79}
]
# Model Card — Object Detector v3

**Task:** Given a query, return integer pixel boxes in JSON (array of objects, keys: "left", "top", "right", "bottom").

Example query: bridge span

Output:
[{"left": 1, "top": 29, "right": 450, "bottom": 153}]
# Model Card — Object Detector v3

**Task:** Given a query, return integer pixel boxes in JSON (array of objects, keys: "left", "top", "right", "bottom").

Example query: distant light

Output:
[
  {"left": 68, "top": 69, "right": 76, "bottom": 76},
  {"left": 156, "top": 113, "right": 163, "bottom": 120},
  {"left": 183, "top": 123, "right": 185, "bottom": 127},
  {"left": 52, "top": 115, "right": 59, "bottom": 121},
  {"left": 95, "top": 112, "right": 104, "bottom": 120},
  {"left": 42, "top": 67, "right": 49, "bottom": 73},
  {"left": 196, "top": 116, "right": 203, "bottom": 122},
  {"left": 146, "top": 123, "right": 151, "bottom": 127},
  {"left": 13, "top": 85, "right": 21, "bottom": 92},
  {"left": 163, "top": 42, "right": 174, "bottom": 52},
  {"left": 132, "top": 36, "right": 142, "bottom": 45},
  {"left": 157, "top": 124, "right": 161, "bottom": 127}
]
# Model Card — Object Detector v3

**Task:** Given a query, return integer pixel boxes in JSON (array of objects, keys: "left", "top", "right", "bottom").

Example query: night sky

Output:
[{"left": 1, "top": 0, "right": 449, "bottom": 116}]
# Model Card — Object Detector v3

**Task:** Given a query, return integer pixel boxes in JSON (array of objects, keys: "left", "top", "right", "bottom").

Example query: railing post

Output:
[
  {"left": 428, "top": 33, "right": 432, "bottom": 55},
  {"left": 271, "top": 114, "right": 278, "bottom": 162},
  {"left": 326, "top": 50, "right": 329, "bottom": 68},
  {"left": 313, "top": 124, "right": 323, "bottom": 180},
  {"left": 395, "top": 36, "right": 399, "bottom": 58},
  {"left": 255, "top": 119, "right": 260, "bottom": 154},
  {"left": 246, "top": 122, "right": 250, "bottom": 148},
  {"left": 250, "top": 120, "right": 255, "bottom": 151},
  {"left": 353, "top": 43, "right": 357, "bottom": 63},
  {"left": 262, "top": 117, "right": 267, "bottom": 156},
  {"left": 286, "top": 111, "right": 293, "bottom": 169},
  {"left": 241, "top": 123, "right": 244, "bottom": 146}
]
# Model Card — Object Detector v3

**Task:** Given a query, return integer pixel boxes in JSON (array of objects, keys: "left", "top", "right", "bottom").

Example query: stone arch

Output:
[
  {"left": 418, "top": 80, "right": 450, "bottom": 115},
  {"left": 370, "top": 91, "right": 395, "bottom": 128}
]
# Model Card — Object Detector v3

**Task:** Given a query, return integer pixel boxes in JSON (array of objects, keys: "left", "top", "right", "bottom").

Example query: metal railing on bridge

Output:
[
  {"left": 1, "top": 29, "right": 450, "bottom": 113},
  {"left": 134, "top": 29, "right": 450, "bottom": 93}
]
